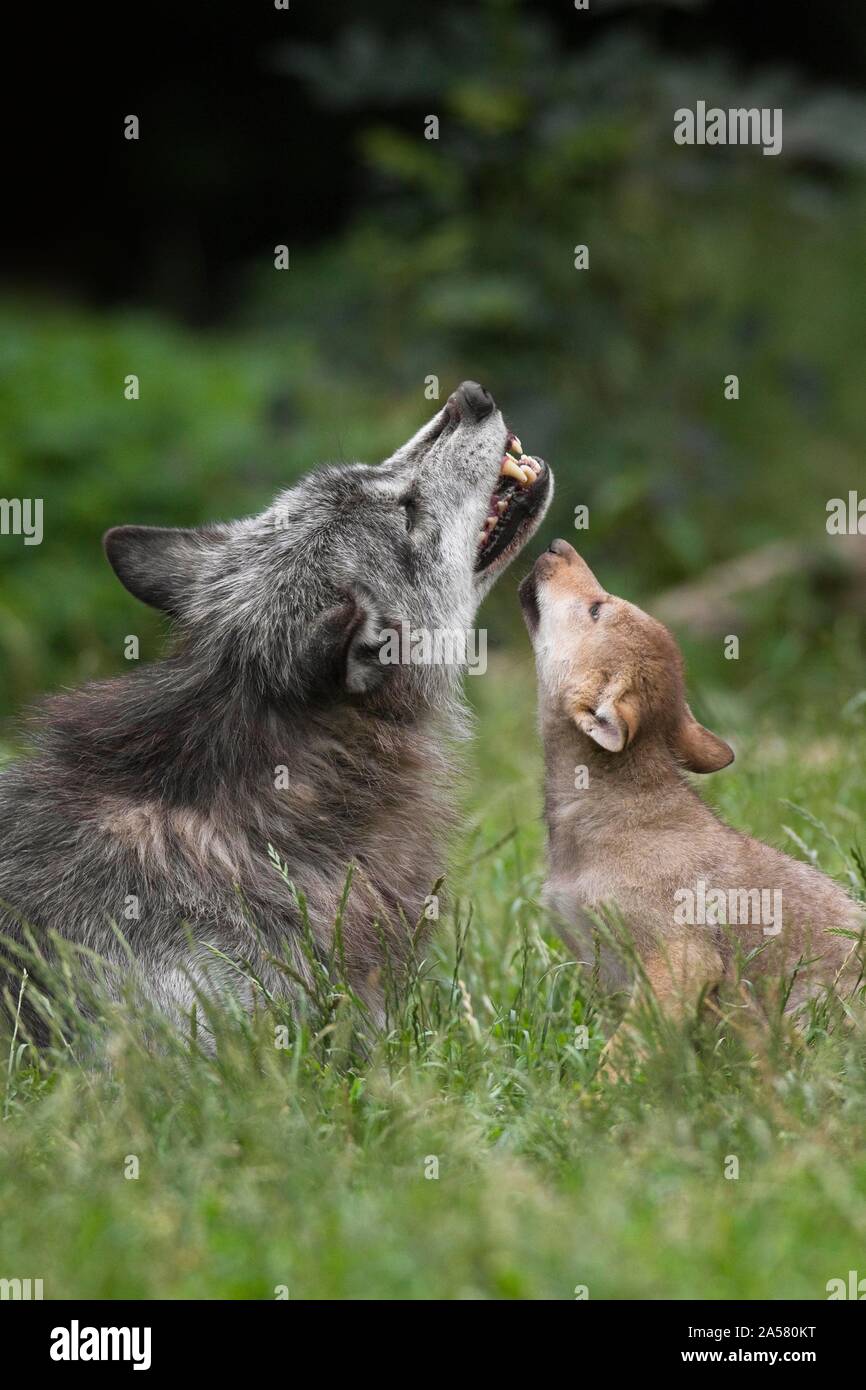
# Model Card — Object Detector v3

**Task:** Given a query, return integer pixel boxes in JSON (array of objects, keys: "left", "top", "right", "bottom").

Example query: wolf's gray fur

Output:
[{"left": 0, "top": 383, "right": 551, "bottom": 1036}]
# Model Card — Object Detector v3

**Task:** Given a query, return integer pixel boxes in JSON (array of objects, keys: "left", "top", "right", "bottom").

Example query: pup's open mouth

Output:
[{"left": 475, "top": 433, "right": 550, "bottom": 573}]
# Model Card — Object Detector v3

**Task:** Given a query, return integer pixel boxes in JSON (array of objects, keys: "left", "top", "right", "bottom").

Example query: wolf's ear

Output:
[
  {"left": 673, "top": 704, "right": 734, "bottom": 774},
  {"left": 571, "top": 674, "right": 640, "bottom": 753},
  {"left": 304, "top": 584, "right": 390, "bottom": 696},
  {"left": 103, "top": 525, "right": 217, "bottom": 616}
]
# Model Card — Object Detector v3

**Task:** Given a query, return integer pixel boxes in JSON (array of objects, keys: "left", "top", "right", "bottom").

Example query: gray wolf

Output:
[
  {"left": 0, "top": 382, "right": 552, "bottom": 1038},
  {"left": 519, "top": 539, "right": 863, "bottom": 1063}
]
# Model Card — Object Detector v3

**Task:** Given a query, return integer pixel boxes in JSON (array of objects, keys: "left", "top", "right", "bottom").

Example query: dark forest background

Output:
[
  {"left": 1, "top": 0, "right": 865, "bottom": 722},
  {"left": 6, "top": 0, "right": 866, "bottom": 320}
]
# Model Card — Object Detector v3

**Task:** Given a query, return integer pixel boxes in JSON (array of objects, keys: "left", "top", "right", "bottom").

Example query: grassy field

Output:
[
  {"left": 2, "top": 0, "right": 865, "bottom": 1302},
  {"left": 1, "top": 648, "right": 864, "bottom": 1301}
]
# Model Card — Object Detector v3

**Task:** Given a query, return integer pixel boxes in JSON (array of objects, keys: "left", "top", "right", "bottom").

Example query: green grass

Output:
[
  {"left": 2, "top": 13, "right": 865, "bottom": 1297},
  {"left": 1, "top": 654, "right": 864, "bottom": 1301}
]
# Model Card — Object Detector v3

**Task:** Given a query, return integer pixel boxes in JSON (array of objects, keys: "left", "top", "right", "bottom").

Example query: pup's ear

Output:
[
  {"left": 305, "top": 584, "right": 390, "bottom": 696},
  {"left": 572, "top": 675, "right": 640, "bottom": 753},
  {"left": 673, "top": 704, "right": 734, "bottom": 774},
  {"left": 103, "top": 525, "right": 220, "bottom": 617}
]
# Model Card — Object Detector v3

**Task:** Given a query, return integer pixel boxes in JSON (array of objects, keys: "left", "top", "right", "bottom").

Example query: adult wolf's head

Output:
[{"left": 104, "top": 383, "right": 553, "bottom": 708}]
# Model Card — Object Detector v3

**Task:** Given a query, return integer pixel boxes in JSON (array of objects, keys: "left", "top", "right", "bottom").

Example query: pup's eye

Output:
[
  {"left": 589, "top": 601, "right": 602, "bottom": 621},
  {"left": 399, "top": 495, "right": 418, "bottom": 533}
]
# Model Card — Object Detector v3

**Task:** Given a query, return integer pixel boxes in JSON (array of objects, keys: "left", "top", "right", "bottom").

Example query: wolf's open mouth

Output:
[{"left": 475, "top": 433, "right": 549, "bottom": 573}]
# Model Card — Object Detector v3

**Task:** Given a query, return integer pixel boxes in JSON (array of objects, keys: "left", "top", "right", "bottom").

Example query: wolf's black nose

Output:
[{"left": 453, "top": 380, "right": 495, "bottom": 422}]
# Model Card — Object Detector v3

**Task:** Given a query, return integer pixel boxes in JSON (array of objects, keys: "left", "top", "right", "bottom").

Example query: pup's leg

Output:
[{"left": 600, "top": 936, "right": 723, "bottom": 1080}]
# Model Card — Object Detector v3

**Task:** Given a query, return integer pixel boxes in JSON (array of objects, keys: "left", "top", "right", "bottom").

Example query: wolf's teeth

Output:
[
  {"left": 496, "top": 498, "right": 508, "bottom": 514},
  {"left": 507, "top": 436, "right": 524, "bottom": 459},
  {"left": 500, "top": 455, "right": 528, "bottom": 484}
]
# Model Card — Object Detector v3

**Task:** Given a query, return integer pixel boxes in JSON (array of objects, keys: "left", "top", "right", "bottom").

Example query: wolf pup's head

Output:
[
  {"left": 519, "top": 539, "right": 733, "bottom": 772},
  {"left": 104, "top": 382, "right": 553, "bottom": 709}
]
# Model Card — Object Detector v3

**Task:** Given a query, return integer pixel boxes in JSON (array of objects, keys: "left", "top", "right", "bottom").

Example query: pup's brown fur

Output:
[{"left": 519, "top": 540, "right": 864, "bottom": 1060}]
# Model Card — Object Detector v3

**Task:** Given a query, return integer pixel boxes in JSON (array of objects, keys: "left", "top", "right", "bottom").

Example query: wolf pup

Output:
[
  {"left": 519, "top": 539, "right": 864, "bottom": 1057},
  {"left": 0, "top": 383, "right": 551, "bottom": 1037}
]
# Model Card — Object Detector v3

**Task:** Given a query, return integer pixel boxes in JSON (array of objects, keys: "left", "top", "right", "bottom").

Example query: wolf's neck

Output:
[{"left": 39, "top": 656, "right": 460, "bottom": 817}]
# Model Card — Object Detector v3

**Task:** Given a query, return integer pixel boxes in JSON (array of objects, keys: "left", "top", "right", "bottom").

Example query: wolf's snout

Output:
[{"left": 450, "top": 380, "right": 496, "bottom": 423}]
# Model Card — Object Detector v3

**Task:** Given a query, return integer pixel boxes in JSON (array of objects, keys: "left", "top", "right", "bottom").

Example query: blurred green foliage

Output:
[{"left": 1, "top": 10, "right": 865, "bottom": 724}]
